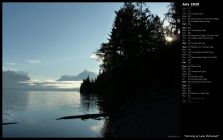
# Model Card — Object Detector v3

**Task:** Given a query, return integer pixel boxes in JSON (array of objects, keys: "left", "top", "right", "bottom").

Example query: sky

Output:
[{"left": 3, "top": 2, "right": 170, "bottom": 81}]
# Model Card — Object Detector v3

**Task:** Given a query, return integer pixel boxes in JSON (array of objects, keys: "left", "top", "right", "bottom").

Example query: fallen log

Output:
[
  {"left": 2, "top": 122, "right": 18, "bottom": 125},
  {"left": 56, "top": 113, "right": 108, "bottom": 120}
]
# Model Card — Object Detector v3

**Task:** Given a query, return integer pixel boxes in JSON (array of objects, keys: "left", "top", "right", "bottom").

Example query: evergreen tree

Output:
[
  {"left": 96, "top": 2, "right": 139, "bottom": 73},
  {"left": 84, "top": 2, "right": 180, "bottom": 112},
  {"left": 164, "top": 2, "right": 181, "bottom": 36},
  {"left": 150, "top": 15, "right": 166, "bottom": 52},
  {"left": 80, "top": 76, "right": 92, "bottom": 94}
]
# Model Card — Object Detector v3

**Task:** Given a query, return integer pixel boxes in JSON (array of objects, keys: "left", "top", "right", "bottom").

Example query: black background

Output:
[{"left": 181, "top": 0, "right": 222, "bottom": 137}]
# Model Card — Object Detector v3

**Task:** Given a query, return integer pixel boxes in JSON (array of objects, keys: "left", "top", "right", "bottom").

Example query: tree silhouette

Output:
[
  {"left": 80, "top": 75, "right": 93, "bottom": 94},
  {"left": 164, "top": 2, "right": 181, "bottom": 36},
  {"left": 80, "top": 2, "right": 180, "bottom": 112}
]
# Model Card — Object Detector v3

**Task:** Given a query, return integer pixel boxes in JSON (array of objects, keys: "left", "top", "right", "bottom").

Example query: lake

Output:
[{"left": 2, "top": 90, "right": 105, "bottom": 138}]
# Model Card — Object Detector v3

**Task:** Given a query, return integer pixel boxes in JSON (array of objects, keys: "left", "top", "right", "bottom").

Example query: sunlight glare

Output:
[{"left": 165, "top": 36, "right": 173, "bottom": 42}]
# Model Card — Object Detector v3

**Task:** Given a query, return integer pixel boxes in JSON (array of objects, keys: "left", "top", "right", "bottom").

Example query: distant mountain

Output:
[
  {"left": 57, "top": 70, "right": 97, "bottom": 81},
  {"left": 3, "top": 70, "right": 30, "bottom": 81},
  {"left": 3, "top": 70, "right": 30, "bottom": 90},
  {"left": 3, "top": 70, "right": 80, "bottom": 91},
  {"left": 77, "top": 70, "right": 97, "bottom": 80}
]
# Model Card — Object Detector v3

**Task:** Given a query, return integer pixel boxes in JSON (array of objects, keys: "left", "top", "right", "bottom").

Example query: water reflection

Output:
[
  {"left": 3, "top": 90, "right": 30, "bottom": 111},
  {"left": 80, "top": 93, "right": 101, "bottom": 114},
  {"left": 90, "top": 121, "right": 104, "bottom": 133},
  {"left": 3, "top": 90, "right": 30, "bottom": 122},
  {"left": 80, "top": 93, "right": 113, "bottom": 137},
  {"left": 101, "top": 118, "right": 113, "bottom": 138},
  {"left": 76, "top": 93, "right": 109, "bottom": 137},
  {"left": 3, "top": 90, "right": 105, "bottom": 137}
]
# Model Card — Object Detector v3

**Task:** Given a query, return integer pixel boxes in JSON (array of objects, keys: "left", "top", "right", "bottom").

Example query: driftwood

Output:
[
  {"left": 2, "top": 122, "right": 18, "bottom": 125},
  {"left": 56, "top": 108, "right": 129, "bottom": 121},
  {"left": 56, "top": 113, "right": 108, "bottom": 120}
]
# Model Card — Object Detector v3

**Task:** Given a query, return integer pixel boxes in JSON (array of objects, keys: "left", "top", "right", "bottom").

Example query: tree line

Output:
[{"left": 80, "top": 2, "right": 180, "bottom": 112}]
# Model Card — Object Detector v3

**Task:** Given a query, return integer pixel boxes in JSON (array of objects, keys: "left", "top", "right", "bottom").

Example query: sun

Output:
[{"left": 165, "top": 36, "right": 173, "bottom": 42}]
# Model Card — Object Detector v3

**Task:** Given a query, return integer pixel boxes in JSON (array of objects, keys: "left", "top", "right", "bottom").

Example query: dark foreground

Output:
[
  {"left": 107, "top": 90, "right": 180, "bottom": 138},
  {"left": 57, "top": 89, "right": 180, "bottom": 138}
]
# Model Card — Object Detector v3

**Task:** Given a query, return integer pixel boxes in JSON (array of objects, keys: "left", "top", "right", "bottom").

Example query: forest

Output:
[{"left": 80, "top": 2, "right": 180, "bottom": 114}]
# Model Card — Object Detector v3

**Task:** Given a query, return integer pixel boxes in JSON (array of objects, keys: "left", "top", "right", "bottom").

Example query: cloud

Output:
[
  {"left": 7, "top": 62, "right": 16, "bottom": 66},
  {"left": 90, "top": 53, "right": 103, "bottom": 65},
  {"left": 19, "top": 80, "right": 82, "bottom": 90},
  {"left": 26, "top": 59, "right": 40, "bottom": 64},
  {"left": 2, "top": 67, "right": 7, "bottom": 71},
  {"left": 90, "top": 53, "right": 98, "bottom": 60},
  {"left": 3, "top": 67, "right": 15, "bottom": 71},
  {"left": 3, "top": 70, "right": 81, "bottom": 91}
]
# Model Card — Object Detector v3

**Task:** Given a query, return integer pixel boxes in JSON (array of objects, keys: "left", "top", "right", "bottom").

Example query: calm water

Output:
[{"left": 3, "top": 90, "right": 105, "bottom": 138}]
